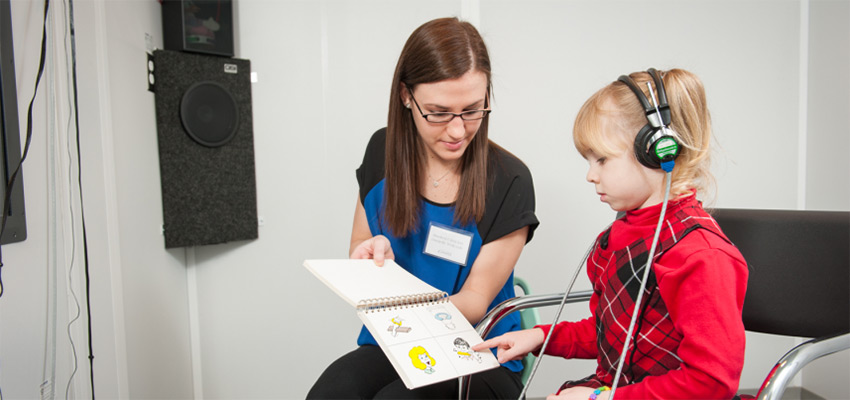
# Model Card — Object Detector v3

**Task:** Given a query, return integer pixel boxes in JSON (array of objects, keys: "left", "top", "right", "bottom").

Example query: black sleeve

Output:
[
  {"left": 355, "top": 128, "right": 387, "bottom": 203},
  {"left": 478, "top": 147, "right": 539, "bottom": 245}
]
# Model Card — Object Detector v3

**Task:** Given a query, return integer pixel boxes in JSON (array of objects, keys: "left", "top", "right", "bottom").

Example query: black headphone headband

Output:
[
  {"left": 617, "top": 68, "right": 671, "bottom": 129},
  {"left": 617, "top": 68, "right": 680, "bottom": 169}
]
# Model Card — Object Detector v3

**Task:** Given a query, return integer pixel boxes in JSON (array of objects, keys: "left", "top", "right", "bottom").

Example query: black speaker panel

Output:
[
  {"left": 152, "top": 49, "right": 257, "bottom": 248},
  {"left": 0, "top": 0, "right": 26, "bottom": 245}
]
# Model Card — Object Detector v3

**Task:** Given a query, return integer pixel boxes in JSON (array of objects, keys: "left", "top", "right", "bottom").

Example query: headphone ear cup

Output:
[
  {"left": 625, "top": 68, "right": 682, "bottom": 170},
  {"left": 634, "top": 127, "right": 682, "bottom": 169},
  {"left": 634, "top": 125, "right": 662, "bottom": 169}
]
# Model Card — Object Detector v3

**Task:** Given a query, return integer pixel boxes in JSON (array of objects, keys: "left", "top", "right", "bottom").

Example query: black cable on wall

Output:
[
  {"left": 0, "top": 0, "right": 96, "bottom": 397},
  {"left": 65, "top": 0, "right": 95, "bottom": 396}
]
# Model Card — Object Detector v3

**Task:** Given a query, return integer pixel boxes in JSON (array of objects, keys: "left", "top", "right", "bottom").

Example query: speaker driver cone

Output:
[{"left": 180, "top": 81, "right": 239, "bottom": 147}]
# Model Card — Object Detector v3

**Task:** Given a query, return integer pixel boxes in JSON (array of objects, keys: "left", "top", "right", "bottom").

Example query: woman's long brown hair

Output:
[{"left": 384, "top": 17, "right": 492, "bottom": 237}]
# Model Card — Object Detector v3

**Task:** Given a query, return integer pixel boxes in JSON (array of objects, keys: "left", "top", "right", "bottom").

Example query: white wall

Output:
[
  {"left": 0, "top": 0, "right": 846, "bottom": 399},
  {"left": 801, "top": 1, "right": 850, "bottom": 397},
  {"left": 806, "top": 0, "right": 850, "bottom": 211},
  {"left": 0, "top": 0, "right": 194, "bottom": 398}
]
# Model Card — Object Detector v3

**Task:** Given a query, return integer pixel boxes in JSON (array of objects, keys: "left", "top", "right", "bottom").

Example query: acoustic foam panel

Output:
[{"left": 153, "top": 49, "right": 257, "bottom": 248}]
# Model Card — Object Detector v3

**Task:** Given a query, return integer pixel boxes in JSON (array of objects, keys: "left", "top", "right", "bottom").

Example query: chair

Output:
[
  {"left": 712, "top": 208, "right": 849, "bottom": 399},
  {"left": 466, "top": 208, "right": 850, "bottom": 400}
]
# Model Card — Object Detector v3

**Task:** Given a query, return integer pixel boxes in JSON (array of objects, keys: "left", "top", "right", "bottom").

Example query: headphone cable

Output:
[
  {"left": 518, "top": 237, "right": 597, "bottom": 400},
  {"left": 609, "top": 168, "right": 673, "bottom": 399},
  {"left": 610, "top": 79, "right": 677, "bottom": 398}
]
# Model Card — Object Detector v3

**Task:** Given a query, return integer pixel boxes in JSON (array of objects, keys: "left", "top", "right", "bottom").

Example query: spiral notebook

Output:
[{"left": 303, "top": 259, "right": 499, "bottom": 389}]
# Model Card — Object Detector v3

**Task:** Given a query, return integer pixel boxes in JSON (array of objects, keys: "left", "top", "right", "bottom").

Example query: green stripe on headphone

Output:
[{"left": 655, "top": 137, "right": 679, "bottom": 159}]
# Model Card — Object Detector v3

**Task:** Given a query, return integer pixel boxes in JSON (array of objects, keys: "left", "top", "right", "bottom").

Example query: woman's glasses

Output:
[{"left": 407, "top": 87, "right": 490, "bottom": 124}]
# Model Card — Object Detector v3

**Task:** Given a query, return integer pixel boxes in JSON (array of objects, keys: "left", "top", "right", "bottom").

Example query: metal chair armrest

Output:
[
  {"left": 475, "top": 290, "right": 593, "bottom": 338},
  {"left": 459, "top": 290, "right": 593, "bottom": 400},
  {"left": 757, "top": 332, "right": 850, "bottom": 400}
]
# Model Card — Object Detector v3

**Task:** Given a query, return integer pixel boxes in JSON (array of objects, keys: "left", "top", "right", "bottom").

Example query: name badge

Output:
[{"left": 423, "top": 222, "right": 473, "bottom": 266}]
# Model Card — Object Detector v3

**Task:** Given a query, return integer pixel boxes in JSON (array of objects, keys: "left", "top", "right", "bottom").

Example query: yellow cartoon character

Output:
[{"left": 408, "top": 346, "right": 436, "bottom": 374}]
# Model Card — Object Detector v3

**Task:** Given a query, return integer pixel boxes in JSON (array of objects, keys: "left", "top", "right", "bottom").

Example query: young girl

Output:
[{"left": 475, "top": 68, "right": 748, "bottom": 399}]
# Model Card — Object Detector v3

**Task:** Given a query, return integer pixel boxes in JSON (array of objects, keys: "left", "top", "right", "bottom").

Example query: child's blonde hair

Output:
[{"left": 573, "top": 68, "right": 714, "bottom": 199}]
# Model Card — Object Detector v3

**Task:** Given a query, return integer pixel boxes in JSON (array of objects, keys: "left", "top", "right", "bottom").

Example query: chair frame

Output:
[
  {"left": 464, "top": 293, "right": 849, "bottom": 400},
  {"left": 757, "top": 333, "right": 849, "bottom": 400},
  {"left": 460, "top": 208, "right": 849, "bottom": 400}
]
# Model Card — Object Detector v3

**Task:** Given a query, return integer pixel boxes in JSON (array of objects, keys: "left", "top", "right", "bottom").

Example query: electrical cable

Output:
[
  {"left": 60, "top": 0, "right": 83, "bottom": 394},
  {"left": 1, "top": 0, "right": 91, "bottom": 396},
  {"left": 64, "top": 0, "right": 96, "bottom": 396},
  {"left": 0, "top": 0, "right": 49, "bottom": 398},
  {"left": 517, "top": 239, "right": 597, "bottom": 400},
  {"left": 608, "top": 170, "right": 672, "bottom": 399},
  {"left": 516, "top": 173, "right": 668, "bottom": 400},
  {"left": 522, "top": 76, "right": 678, "bottom": 399},
  {"left": 608, "top": 79, "right": 677, "bottom": 399},
  {"left": 64, "top": 216, "right": 82, "bottom": 400},
  {"left": 518, "top": 169, "right": 672, "bottom": 400}
]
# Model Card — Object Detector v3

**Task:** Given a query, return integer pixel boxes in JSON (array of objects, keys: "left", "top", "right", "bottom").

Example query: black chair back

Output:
[{"left": 712, "top": 208, "right": 850, "bottom": 338}]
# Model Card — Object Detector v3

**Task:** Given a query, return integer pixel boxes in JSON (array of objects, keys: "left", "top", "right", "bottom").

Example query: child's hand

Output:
[
  {"left": 472, "top": 328, "right": 545, "bottom": 364},
  {"left": 350, "top": 235, "right": 395, "bottom": 266},
  {"left": 546, "top": 387, "right": 609, "bottom": 400}
]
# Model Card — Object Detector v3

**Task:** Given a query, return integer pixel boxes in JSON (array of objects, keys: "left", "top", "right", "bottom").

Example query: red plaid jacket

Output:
[{"left": 538, "top": 194, "right": 747, "bottom": 399}]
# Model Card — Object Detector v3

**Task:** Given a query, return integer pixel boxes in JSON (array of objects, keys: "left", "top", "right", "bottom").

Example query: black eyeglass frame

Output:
[{"left": 405, "top": 84, "right": 491, "bottom": 124}]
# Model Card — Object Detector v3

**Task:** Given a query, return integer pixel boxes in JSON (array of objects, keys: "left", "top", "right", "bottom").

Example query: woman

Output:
[{"left": 307, "top": 17, "right": 538, "bottom": 399}]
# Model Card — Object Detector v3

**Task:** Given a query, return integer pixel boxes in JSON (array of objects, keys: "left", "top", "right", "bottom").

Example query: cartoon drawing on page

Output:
[
  {"left": 452, "top": 337, "right": 482, "bottom": 363},
  {"left": 427, "top": 305, "right": 456, "bottom": 330},
  {"left": 387, "top": 316, "right": 412, "bottom": 337},
  {"left": 409, "top": 346, "right": 436, "bottom": 374}
]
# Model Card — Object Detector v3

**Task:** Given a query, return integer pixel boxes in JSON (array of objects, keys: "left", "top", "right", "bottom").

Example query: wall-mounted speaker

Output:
[{"left": 152, "top": 49, "right": 257, "bottom": 248}]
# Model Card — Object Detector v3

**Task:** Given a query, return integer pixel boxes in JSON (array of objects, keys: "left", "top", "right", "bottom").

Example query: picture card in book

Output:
[{"left": 303, "top": 259, "right": 500, "bottom": 389}]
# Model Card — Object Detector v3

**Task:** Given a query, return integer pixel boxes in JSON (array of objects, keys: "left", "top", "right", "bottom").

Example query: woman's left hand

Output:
[{"left": 350, "top": 234, "right": 395, "bottom": 266}]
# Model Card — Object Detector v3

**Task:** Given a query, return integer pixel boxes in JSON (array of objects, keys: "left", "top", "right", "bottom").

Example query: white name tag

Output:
[{"left": 423, "top": 223, "right": 473, "bottom": 266}]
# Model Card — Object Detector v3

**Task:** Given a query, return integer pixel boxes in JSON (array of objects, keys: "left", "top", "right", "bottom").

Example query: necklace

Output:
[{"left": 428, "top": 165, "right": 455, "bottom": 187}]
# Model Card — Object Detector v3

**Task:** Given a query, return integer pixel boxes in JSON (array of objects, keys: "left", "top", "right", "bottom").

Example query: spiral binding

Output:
[{"left": 357, "top": 291, "right": 448, "bottom": 313}]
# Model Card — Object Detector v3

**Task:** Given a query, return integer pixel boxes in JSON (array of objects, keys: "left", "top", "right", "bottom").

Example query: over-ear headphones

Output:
[{"left": 617, "top": 68, "right": 680, "bottom": 169}]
